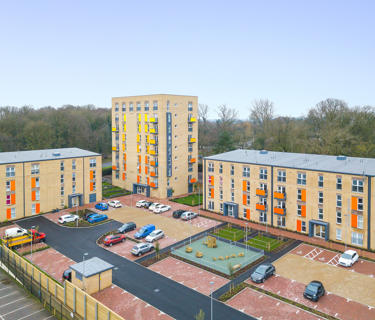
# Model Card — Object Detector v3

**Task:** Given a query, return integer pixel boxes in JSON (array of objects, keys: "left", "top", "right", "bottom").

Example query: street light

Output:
[
  {"left": 210, "top": 281, "right": 215, "bottom": 320},
  {"left": 82, "top": 252, "right": 88, "bottom": 291},
  {"left": 245, "top": 222, "right": 248, "bottom": 253}
]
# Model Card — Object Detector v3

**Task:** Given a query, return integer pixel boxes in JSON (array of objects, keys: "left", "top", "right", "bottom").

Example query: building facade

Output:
[
  {"left": 111, "top": 94, "right": 198, "bottom": 198},
  {"left": 0, "top": 148, "right": 102, "bottom": 221},
  {"left": 204, "top": 149, "right": 375, "bottom": 250}
]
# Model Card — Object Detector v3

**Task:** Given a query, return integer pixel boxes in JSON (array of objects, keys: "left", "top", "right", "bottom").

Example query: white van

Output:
[{"left": 5, "top": 227, "right": 28, "bottom": 238}]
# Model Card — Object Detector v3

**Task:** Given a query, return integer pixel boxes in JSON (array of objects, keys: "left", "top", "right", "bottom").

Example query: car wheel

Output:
[
  {"left": 109, "top": 243, "right": 113, "bottom": 247},
  {"left": 138, "top": 252, "right": 141, "bottom": 257},
  {"left": 121, "top": 239, "right": 125, "bottom": 242}
]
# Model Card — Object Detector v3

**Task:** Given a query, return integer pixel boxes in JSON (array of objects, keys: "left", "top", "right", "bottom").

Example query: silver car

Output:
[
  {"left": 145, "top": 229, "right": 164, "bottom": 242},
  {"left": 131, "top": 243, "right": 154, "bottom": 256},
  {"left": 181, "top": 211, "right": 198, "bottom": 220}
]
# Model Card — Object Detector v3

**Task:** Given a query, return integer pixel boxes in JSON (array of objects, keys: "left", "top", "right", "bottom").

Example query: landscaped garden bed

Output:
[
  {"left": 102, "top": 181, "right": 131, "bottom": 198},
  {"left": 171, "top": 194, "right": 203, "bottom": 206}
]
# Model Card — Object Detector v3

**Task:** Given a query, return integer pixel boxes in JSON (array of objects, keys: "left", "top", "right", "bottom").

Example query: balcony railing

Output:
[
  {"left": 274, "top": 207, "right": 286, "bottom": 215},
  {"left": 149, "top": 128, "right": 158, "bottom": 134},
  {"left": 150, "top": 139, "right": 158, "bottom": 145},
  {"left": 188, "top": 137, "right": 196, "bottom": 143},
  {"left": 150, "top": 171, "right": 158, "bottom": 177},
  {"left": 256, "top": 189, "right": 267, "bottom": 197},
  {"left": 149, "top": 182, "right": 158, "bottom": 188},
  {"left": 149, "top": 150, "right": 158, "bottom": 156},
  {"left": 189, "top": 158, "right": 196, "bottom": 163},
  {"left": 150, "top": 160, "right": 158, "bottom": 167},
  {"left": 149, "top": 117, "right": 158, "bottom": 123},
  {"left": 188, "top": 117, "right": 196, "bottom": 123},
  {"left": 274, "top": 192, "right": 286, "bottom": 200},
  {"left": 189, "top": 178, "right": 197, "bottom": 183},
  {"left": 256, "top": 203, "right": 266, "bottom": 211}
]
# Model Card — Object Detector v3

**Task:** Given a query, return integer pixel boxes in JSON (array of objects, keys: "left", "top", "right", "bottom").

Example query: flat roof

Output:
[
  {"left": 112, "top": 93, "right": 197, "bottom": 99},
  {"left": 70, "top": 257, "right": 114, "bottom": 278},
  {"left": 204, "top": 149, "right": 375, "bottom": 176},
  {"left": 0, "top": 148, "right": 100, "bottom": 165}
]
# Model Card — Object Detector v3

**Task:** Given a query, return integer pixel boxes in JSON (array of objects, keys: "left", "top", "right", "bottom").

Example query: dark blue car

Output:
[
  {"left": 87, "top": 214, "right": 108, "bottom": 223},
  {"left": 95, "top": 202, "right": 109, "bottom": 211}
]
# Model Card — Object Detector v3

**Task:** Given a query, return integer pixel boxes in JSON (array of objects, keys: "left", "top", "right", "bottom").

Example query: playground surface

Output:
[{"left": 172, "top": 236, "right": 264, "bottom": 275}]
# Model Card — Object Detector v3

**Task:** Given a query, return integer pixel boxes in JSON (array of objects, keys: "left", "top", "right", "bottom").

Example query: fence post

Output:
[
  {"left": 47, "top": 277, "right": 49, "bottom": 292},
  {"left": 95, "top": 302, "right": 98, "bottom": 320},
  {"left": 84, "top": 294, "right": 87, "bottom": 320},
  {"left": 39, "top": 272, "right": 42, "bottom": 301},
  {"left": 73, "top": 287, "right": 76, "bottom": 313},
  {"left": 55, "top": 283, "right": 57, "bottom": 297},
  {"left": 64, "top": 280, "right": 66, "bottom": 305},
  {"left": 108, "top": 310, "right": 111, "bottom": 320}
]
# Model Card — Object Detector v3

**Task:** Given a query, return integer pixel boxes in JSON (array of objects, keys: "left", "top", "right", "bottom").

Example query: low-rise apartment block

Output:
[
  {"left": 111, "top": 94, "right": 198, "bottom": 198},
  {"left": 204, "top": 149, "right": 375, "bottom": 250},
  {"left": 0, "top": 148, "right": 102, "bottom": 221}
]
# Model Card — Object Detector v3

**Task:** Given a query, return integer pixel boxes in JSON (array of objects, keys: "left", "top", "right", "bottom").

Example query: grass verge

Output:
[
  {"left": 213, "top": 227, "right": 245, "bottom": 241},
  {"left": 246, "top": 235, "right": 283, "bottom": 252},
  {"left": 171, "top": 194, "right": 203, "bottom": 206}
]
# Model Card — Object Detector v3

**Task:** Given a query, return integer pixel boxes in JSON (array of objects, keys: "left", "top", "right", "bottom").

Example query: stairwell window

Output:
[
  {"left": 336, "top": 211, "right": 342, "bottom": 224},
  {"left": 259, "top": 168, "right": 267, "bottom": 180},
  {"left": 336, "top": 177, "right": 342, "bottom": 190},
  {"left": 277, "top": 170, "right": 286, "bottom": 182},
  {"left": 230, "top": 165, "right": 234, "bottom": 175},
  {"left": 219, "top": 164, "right": 223, "bottom": 174},
  {"left": 336, "top": 229, "right": 342, "bottom": 240},
  {"left": 208, "top": 162, "right": 214, "bottom": 172},
  {"left": 31, "top": 164, "right": 40, "bottom": 175},
  {"left": 318, "top": 175, "right": 324, "bottom": 188},
  {"left": 352, "top": 179, "right": 363, "bottom": 193},
  {"left": 318, "top": 208, "right": 323, "bottom": 220},
  {"left": 297, "top": 172, "right": 306, "bottom": 185},
  {"left": 336, "top": 194, "right": 342, "bottom": 207},
  {"left": 243, "top": 166, "right": 250, "bottom": 178},
  {"left": 318, "top": 192, "right": 323, "bottom": 204},
  {"left": 6, "top": 166, "right": 15, "bottom": 177}
]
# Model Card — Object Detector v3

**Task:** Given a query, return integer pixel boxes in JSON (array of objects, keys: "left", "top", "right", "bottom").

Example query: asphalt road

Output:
[{"left": 18, "top": 216, "right": 254, "bottom": 320}]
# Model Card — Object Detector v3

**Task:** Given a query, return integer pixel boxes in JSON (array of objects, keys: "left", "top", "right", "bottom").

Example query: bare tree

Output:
[
  {"left": 216, "top": 104, "right": 238, "bottom": 131},
  {"left": 249, "top": 99, "right": 274, "bottom": 126},
  {"left": 198, "top": 104, "right": 209, "bottom": 124}
]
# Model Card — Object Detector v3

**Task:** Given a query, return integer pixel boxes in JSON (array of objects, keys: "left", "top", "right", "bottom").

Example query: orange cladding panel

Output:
[
  {"left": 10, "top": 180, "right": 15, "bottom": 191},
  {"left": 301, "top": 205, "right": 306, "bottom": 217},
  {"left": 31, "top": 178, "right": 36, "bottom": 188},
  {"left": 242, "top": 180, "right": 247, "bottom": 191},
  {"left": 122, "top": 173, "right": 126, "bottom": 181},
  {"left": 137, "top": 176, "right": 140, "bottom": 183},
  {"left": 90, "top": 171, "right": 94, "bottom": 180},
  {"left": 6, "top": 209, "right": 11, "bottom": 220},
  {"left": 243, "top": 194, "right": 247, "bottom": 205},
  {"left": 11, "top": 193, "right": 16, "bottom": 204},
  {"left": 90, "top": 182, "right": 94, "bottom": 191},
  {"left": 36, "top": 203, "right": 40, "bottom": 214},
  {"left": 31, "top": 191, "right": 36, "bottom": 201},
  {"left": 351, "top": 214, "right": 357, "bottom": 228},
  {"left": 246, "top": 209, "right": 250, "bottom": 220},
  {"left": 296, "top": 220, "right": 302, "bottom": 232},
  {"left": 301, "top": 189, "right": 306, "bottom": 202},
  {"left": 211, "top": 176, "right": 214, "bottom": 185},
  {"left": 351, "top": 197, "right": 358, "bottom": 211}
]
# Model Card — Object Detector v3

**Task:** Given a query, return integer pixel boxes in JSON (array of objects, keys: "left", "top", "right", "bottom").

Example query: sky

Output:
[{"left": 0, "top": 0, "right": 374, "bottom": 119}]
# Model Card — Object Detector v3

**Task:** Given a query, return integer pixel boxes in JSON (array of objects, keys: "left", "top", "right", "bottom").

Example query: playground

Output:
[{"left": 172, "top": 235, "right": 264, "bottom": 275}]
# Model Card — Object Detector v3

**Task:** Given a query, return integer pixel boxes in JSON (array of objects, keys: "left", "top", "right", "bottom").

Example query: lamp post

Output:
[
  {"left": 210, "top": 281, "right": 215, "bottom": 320},
  {"left": 82, "top": 252, "right": 88, "bottom": 291},
  {"left": 245, "top": 222, "right": 248, "bottom": 253},
  {"left": 30, "top": 225, "right": 36, "bottom": 261}
]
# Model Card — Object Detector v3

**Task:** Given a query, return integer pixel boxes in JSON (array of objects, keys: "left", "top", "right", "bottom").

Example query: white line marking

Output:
[
  {"left": 0, "top": 297, "right": 27, "bottom": 308},
  {"left": 0, "top": 291, "right": 18, "bottom": 299},
  {"left": 2, "top": 303, "right": 34, "bottom": 316},
  {"left": 18, "top": 309, "right": 45, "bottom": 320}
]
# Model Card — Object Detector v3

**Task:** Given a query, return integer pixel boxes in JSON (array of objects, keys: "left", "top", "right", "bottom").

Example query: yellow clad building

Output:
[
  {"left": 204, "top": 149, "right": 375, "bottom": 250},
  {"left": 0, "top": 148, "right": 102, "bottom": 221},
  {"left": 111, "top": 94, "right": 198, "bottom": 198}
]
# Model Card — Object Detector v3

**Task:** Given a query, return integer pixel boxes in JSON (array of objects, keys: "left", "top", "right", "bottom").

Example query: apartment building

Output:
[
  {"left": 111, "top": 94, "right": 198, "bottom": 199},
  {"left": 203, "top": 149, "right": 375, "bottom": 250},
  {"left": 0, "top": 148, "right": 102, "bottom": 221}
]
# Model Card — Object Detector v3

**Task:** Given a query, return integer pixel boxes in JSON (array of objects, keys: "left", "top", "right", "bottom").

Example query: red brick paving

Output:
[
  {"left": 291, "top": 243, "right": 375, "bottom": 278},
  {"left": 246, "top": 275, "right": 375, "bottom": 320},
  {"left": 92, "top": 285, "right": 172, "bottom": 320},
  {"left": 227, "top": 287, "right": 322, "bottom": 320},
  {"left": 148, "top": 257, "right": 229, "bottom": 295}
]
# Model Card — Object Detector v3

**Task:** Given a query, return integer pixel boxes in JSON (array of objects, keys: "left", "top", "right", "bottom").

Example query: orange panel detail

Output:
[
  {"left": 124, "top": 153, "right": 126, "bottom": 161},
  {"left": 351, "top": 214, "right": 358, "bottom": 228},
  {"left": 242, "top": 180, "right": 247, "bottom": 191},
  {"left": 6, "top": 209, "right": 11, "bottom": 220},
  {"left": 274, "top": 207, "right": 285, "bottom": 215},
  {"left": 31, "top": 191, "right": 36, "bottom": 201},
  {"left": 274, "top": 192, "right": 284, "bottom": 199},
  {"left": 301, "top": 189, "right": 306, "bottom": 202},
  {"left": 301, "top": 205, "right": 306, "bottom": 217},
  {"left": 36, "top": 203, "right": 40, "bottom": 214},
  {"left": 90, "top": 182, "right": 94, "bottom": 191},
  {"left": 124, "top": 164, "right": 127, "bottom": 171},
  {"left": 138, "top": 155, "right": 141, "bottom": 163},
  {"left": 147, "top": 177, "right": 150, "bottom": 185},
  {"left": 112, "top": 166, "right": 117, "bottom": 170},
  {"left": 31, "top": 177, "right": 36, "bottom": 188},
  {"left": 256, "top": 203, "right": 265, "bottom": 211},
  {"left": 10, "top": 180, "right": 15, "bottom": 191},
  {"left": 145, "top": 167, "right": 148, "bottom": 174},
  {"left": 122, "top": 173, "right": 126, "bottom": 181},
  {"left": 210, "top": 176, "right": 214, "bottom": 186},
  {"left": 90, "top": 170, "right": 94, "bottom": 180},
  {"left": 296, "top": 220, "right": 302, "bottom": 232},
  {"left": 11, "top": 193, "right": 16, "bottom": 204},
  {"left": 246, "top": 209, "right": 250, "bottom": 220},
  {"left": 351, "top": 197, "right": 358, "bottom": 211},
  {"left": 145, "top": 156, "right": 148, "bottom": 164},
  {"left": 242, "top": 194, "right": 247, "bottom": 205},
  {"left": 256, "top": 189, "right": 266, "bottom": 196},
  {"left": 190, "top": 178, "right": 197, "bottom": 183},
  {"left": 137, "top": 176, "right": 140, "bottom": 183}
]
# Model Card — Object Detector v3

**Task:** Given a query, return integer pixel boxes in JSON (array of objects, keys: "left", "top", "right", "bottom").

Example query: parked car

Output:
[
  {"left": 134, "top": 224, "right": 155, "bottom": 239},
  {"left": 87, "top": 214, "right": 108, "bottom": 224},
  {"left": 95, "top": 202, "right": 109, "bottom": 211},
  {"left": 145, "top": 229, "right": 165, "bottom": 242},
  {"left": 338, "top": 250, "right": 359, "bottom": 267},
  {"left": 181, "top": 211, "right": 198, "bottom": 220},
  {"left": 153, "top": 205, "right": 171, "bottom": 214},
  {"left": 143, "top": 201, "right": 153, "bottom": 209},
  {"left": 62, "top": 269, "right": 72, "bottom": 282},
  {"left": 58, "top": 214, "right": 79, "bottom": 224},
  {"left": 250, "top": 263, "right": 276, "bottom": 283},
  {"left": 108, "top": 200, "right": 122, "bottom": 208},
  {"left": 303, "top": 281, "right": 325, "bottom": 302},
  {"left": 103, "top": 234, "right": 126, "bottom": 246},
  {"left": 4, "top": 227, "right": 28, "bottom": 238},
  {"left": 136, "top": 200, "right": 147, "bottom": 207},
  {"left": 83, "top": 212, "right": 96, "bottom": 221},
  {"left": 172, "top": 209, "right": 186, "bottom": 218},
  {"left": 118, "top": 222, "right": 136, "bottom": 233},
  {"left": 131, "top": 242, "right": 154, "bottom": 256},
  {"left": 149, "top": 203, "right": 161, "bottom": 211}
]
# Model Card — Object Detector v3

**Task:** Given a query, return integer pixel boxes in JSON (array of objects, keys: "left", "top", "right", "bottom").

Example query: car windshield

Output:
[
  {"left": 341, "top": 253, "right": 352, "bottom": 259},
  {"left": 133, "top": 245, "right": 139, "bottom": 250},
  {"left": 149, "top": 231, "right": 157, "bottom": 236},
  {"left": 139, "top": 228, "right": 146, "bottom": 233},
  {"left": 255, "top": 265, "right": 268, "bottom": 275},
  {"left": 306, "top": 283, "right": 319, "bottom": 293}
]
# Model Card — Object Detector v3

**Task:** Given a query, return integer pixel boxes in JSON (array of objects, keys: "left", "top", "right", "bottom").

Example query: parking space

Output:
[
  {"left": 227, "top": 287, "right": 322, "bottom": 320},
  {"left": 92, "top": 284, "right": 172, "bottom": 320},
  {"left": 24, "top": 248, "right": 75, "bottom": 283},
  {"left": 291, "top": 243, "right": 375, "bottom": 277},
  {"left": 0, "top": 269, "right": 54, "bottom": 320},
  {"left": 148, "top": 257, "right": 229, "bottom": 295}
]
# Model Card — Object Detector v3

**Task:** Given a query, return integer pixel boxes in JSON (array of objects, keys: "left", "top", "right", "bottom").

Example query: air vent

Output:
[
  {"left": 52, "top": 152, "right": 61, "bottom": 157},
  {"left": 260, "top": 150, "right": 268, "bottom": 155},
  {"left": 337, "top": 155, "right": 347, "bottom": 161}
]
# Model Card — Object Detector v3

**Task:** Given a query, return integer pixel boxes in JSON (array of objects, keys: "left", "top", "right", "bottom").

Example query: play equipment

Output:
[
  {"left": 203, "top": 236, "right": 217, "bottom": 248},
  {"left": 238, "top": 252, "right": 244, "bottom": 257},
  {"left": 196, "top": 251, "right": 203, "bottom": 258},
  {"left": 185, "top": 246, "right": 193, "bottom": 253},
  {"left": 233, "top": 264, "right": 241, "bottom": 271}
]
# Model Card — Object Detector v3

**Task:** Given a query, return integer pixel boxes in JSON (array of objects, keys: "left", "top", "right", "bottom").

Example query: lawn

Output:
[
  {"left": 102, "top": 181, "right": 130, "bottom": 198},
  {"left": 246, "top": 235, "right": 283, "bottom": 252},
  {"left": 213, "top": 227, "right": 245, "bottom": 242},
  {"left": 171, "top": 194, "right": 203, "bottom": 206}
]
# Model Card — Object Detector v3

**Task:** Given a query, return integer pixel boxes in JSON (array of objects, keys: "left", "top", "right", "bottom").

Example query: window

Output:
[
  {"left": 277, "top": 185, "right": 286, "bottom": 193},
  {"left": 301, "top": 221, "right": 306, "bottom": 232},
  {"left": 352, "top": 179, "right": 363, "bottom": 193},
  {"left": 32, "top": 204, "right": 36, "bottom": 215},
  {"left": 188, "top": 123, "right": 193, "bottom": 132},
  {"left": 6, "top": 166, "right": 15, "bottom": 177},
  {"left": 336, "top": 194, "right": 342, "bottom": 207},
  {"left": 357, "top": 215, "right": 364, "bottom": 229},
  {"left": 188, "top": 145, "right": 193, "bottom": 153},
  {"left": 129, "top": 103, "right": 133, "bottom": 111},
  {"left": 60, "top": 174, "right": 64, "bottom": 184},
  {"left": 11, "top": 208, "right": 16, "bottom": 219},
  {"left": 72, "top": 160, "right": 76, "bottom": 170},
  {"left": 122, "top": 103, "right": 126, "bottom": 112},
  {"left": 72, "top": 172, "right": 76, "bottom": 182},
  {"left": 318, "top": 208, "right": 323, "bottom": 220},
  {"left": 230, "top": 165, "right": 234, "bottom": 175},
  {"left": 60, "top": 161, "right": 64, "bottom": 171},
  {"left": 115, "top": 103, "right": 119, "bottom": 111},
  {"left": 6, "top": 181, "right": 10, "bottom": 192},
  {"left": 92, "top": 170, "right": 96, "bottom": 179},
  {"left": 31, "top": 164, "right": 40, "bottom": 175},
  {"left": 90, "top": 158, "right": 96, "bottom": 168},
  {"left": 208, "top": 162, "right": 214, "bottom": 172},
  {"left": 351, "top": 232, "right": 363, "bottom": 246},
  {"left": 246, "top": 181, "right": 250, "bottom": 192},
  {"left": 72, "top": 184, "right": 76, "bottom": 193},
  {"left": 35, "top": 190, "right": 40, "bottom": 201},
  {"left": 260, "top": 183, "right": 267, "bottom": 191},
  {"left": 243, "top": 166, "right": 250, "bottom": 178},
  {"left": 246, "top": 194, "right": 250, "bottom": 205},
  {"left": 153, "top": 101, "right": 158, "bottom": 110},
  {"left": 35, "top": 177, "right": 40, "bottom": 187},
  {"left": 208, "top": 201, "right": 214, "bottom": 210},
  {"left": 297, "top": 189, "right": 302, "bottom": 201},
  {"left": 219, "top": 164, "right": 223, "bottom": 174},
  {"left": 318, "top": 192, "right": 323, "bottom": 204},
  {"left": 208, "top": 188, "right": 214, "bottom": 198},
  {"left": 277, "top": 170, "right": 286, "bottom": 182},
  {"left": 336, "top": 229, "right": 342, "bottom": 240},
  {"left": 260, "top": 197, "right": 267, "bottom": 206},
  {"left": 297, "top": 172, "right": 306, "bottom": 185},
  {"left": 336, "top": 211, "right": 342, "bottom": 224},
  {"left": 144, "top": 101, "right": 149, "bottom": 111},
  {"left": 219, "top": 189, "right": 223, "bottom": 200},
  {"left": 231, "top": 192, "right": 234, "bottom": 202},
  {"left": 188, "top": 102, "right": 193, "bottom": 111},
  {"left": 259, "top": 168, "right": 267, "bottom": 180},
  {"left": 336, "top": 177, "right": 342, "bottom": 190},
  {"left": 60, "top": 186, "right": 64, "bottom": 196},
  {"left": 277, "top": 216, "right": 286, "bottom": 227},
  {"left": 220, "top": 203, "right": 223, "bottom": 212},
  {"left": 318, "top": 175, "right": 323, "bottom": 188},
  {"left": 6, "top": 194, "right": 10, "bottom": 205},
  {"left": 297, "top": 205, "right": 302, "bottom": 217},
  {"left": 136, "top": 102, "right": 141, "bottom": 111},
  {"left": 259, "top": 212, "right": 267, "bottom": 223},
  {"left": 231, "top": 179, "right": 235, "bottom": 189},
  {"left": 357, "top": 197, "right": 363, "bottom": 211},
  {"left": 228, "top": 206, "right": 234, "bottom": 217},
  {"left": 243, "top": 208, "right": 247, "bottom": 218}
]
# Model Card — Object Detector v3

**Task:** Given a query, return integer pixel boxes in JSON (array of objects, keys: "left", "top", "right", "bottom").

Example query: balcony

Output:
[
  {"left": 112, "top": 166, "right": 119, "bottom": 171},
  {"left": 112, "top": 127, "right": 118, "bottom": 132},
  {"left": 188, "top": 117, "right": 196, "bottom": 123},
  {"left": 150, "top": 171, "right": 158, "bottom": 177},
  {"left": 274, "top": 207, "right": 286, "bottom": 215},
  {"left": 149, "top": 149, "right": 158, "bottom": 156},
  {"left": 149, "top": 117, "right": 158, "bottom": 123},
  {"left": 149, "top": 182, "right": 158, "bottom": 188},
  {"left": 256, "top": 189, "right": 267, "bottom": 197},
  {"left": 256, "top": 203, "right": 266, "bottom": 211},
  {"left": 189, "top": 158, "right": 196, "bottom": 163},
  {"left": 150, "top": 139, "right": 158, "bottom": 145},
  {"left": 150, "top": 128, "right": 158, "bottom": 134},
  {"left": 189, "top": 178, "right": 197, "bottom": 183},
  {"left": 150, "top": 160, "right": 158, "bottom": 167},
  {"left": 188, "top": 137, "right": 196, "bottom": 143},
  {"left": 112, "top": 146, "right": 117, "bottom": 151},
  {"left": 274, "top": 192, "right": 286, "bottom": 200}
]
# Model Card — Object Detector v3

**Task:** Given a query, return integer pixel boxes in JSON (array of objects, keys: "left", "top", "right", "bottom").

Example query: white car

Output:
[
  {"left": 338, "top": 250, "right": 359, "bottom": 267},
  {"left": 153, "top": 205, "right": 171, "bottom": 214},
  {"left": 136, "top": 200, "right": 147, "bottom": 207},
  {"left": 108, "top": 200, "right": 122, "bottom": 208},
  {"left": 181, "top": 211, "right": 198, "bottom": 220},
  {"left": 145, "top": 229, "right": 165, "bottom": 242},
  {"left": 149, "top": 203, "right": 161, "bottom": 211},
  {"left": 58, "top": 214, "right": 79, "bottom": 224}
]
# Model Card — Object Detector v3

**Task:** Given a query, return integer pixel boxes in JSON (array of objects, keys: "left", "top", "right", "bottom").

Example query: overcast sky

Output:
[{"left": 0, "top": 0, "right": 374, "bottom": 119}]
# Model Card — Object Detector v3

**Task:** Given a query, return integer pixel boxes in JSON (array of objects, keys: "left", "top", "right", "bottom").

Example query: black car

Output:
[
  {"left": 62, "top": 269, "right": 72, "bottom": 282},
  {"left": 83, "top": 212, "right": 96, "bottom": 221},
  {"left": 143, "top": 201, "right": 153, "bottom": 209},
  {"left": 250, "top": 263, "right": 275, "bottom": 283},
  {"left": 303, "top": 281, "right": 325, "bottom": 302},
  {"left": 172, "top": 209, "right": 186, "bottom": 218},
  {"left": 118, "top": 222, "right": 137, "bottom": 233}
]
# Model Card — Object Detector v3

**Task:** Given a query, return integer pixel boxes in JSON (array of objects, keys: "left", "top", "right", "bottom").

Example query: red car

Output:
[{"left": 103, "top": 234, "right": 126, "bottom": 246}]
